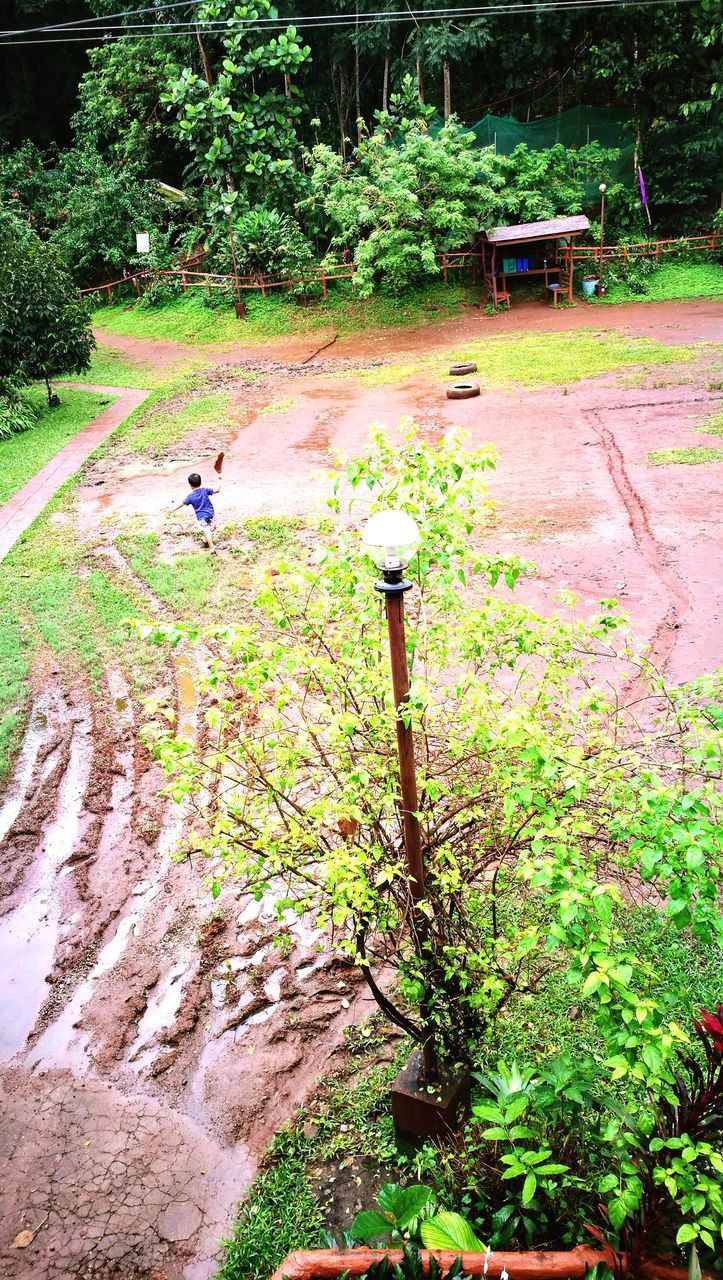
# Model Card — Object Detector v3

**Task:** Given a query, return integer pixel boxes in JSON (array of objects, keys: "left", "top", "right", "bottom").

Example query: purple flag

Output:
[{"left": 638, "top": 166, "right": 648, "bottom": 206}]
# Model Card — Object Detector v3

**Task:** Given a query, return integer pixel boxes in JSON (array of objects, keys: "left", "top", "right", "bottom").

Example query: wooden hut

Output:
[{"left": 481, "top": 215, "right": 590, "bottom": 307}]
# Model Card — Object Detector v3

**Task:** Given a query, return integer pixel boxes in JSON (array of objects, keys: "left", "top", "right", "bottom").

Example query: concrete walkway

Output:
[{"left": 0, "top": 385, "right": 149, "bottom": 564}]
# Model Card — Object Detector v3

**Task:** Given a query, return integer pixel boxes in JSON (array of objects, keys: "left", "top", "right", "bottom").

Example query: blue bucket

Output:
[{"left": 581, "top": 278, "right": 598, "bottom": 298}]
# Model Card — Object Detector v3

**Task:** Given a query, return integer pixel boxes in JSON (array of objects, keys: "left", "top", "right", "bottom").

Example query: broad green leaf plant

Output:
[{"left": 138, "top": 424, "right": 723, "bottom": 1093}]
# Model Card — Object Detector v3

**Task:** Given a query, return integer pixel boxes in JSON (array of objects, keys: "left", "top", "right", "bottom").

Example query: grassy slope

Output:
[
  {"left": 92, "top": 281, "right": 478, "bottom": 346},
  {"left": 0, "top": 486, "right": 167, "bottom": 784},
  {"left": 599, "top": 259, "right": 723, "bottom": 305},
  {"left": 0, "top": 387, "right": 116, "bottom": 506}
]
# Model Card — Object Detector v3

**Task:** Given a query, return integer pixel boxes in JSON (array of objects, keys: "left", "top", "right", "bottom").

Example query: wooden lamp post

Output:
[{"left": 361, "top": 510, "right": 470, "bottom": 1140}]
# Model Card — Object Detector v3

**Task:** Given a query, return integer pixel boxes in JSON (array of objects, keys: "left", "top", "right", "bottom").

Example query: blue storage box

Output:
[{"left": 517, "top": 257, "right": 529, "bottom": 272}]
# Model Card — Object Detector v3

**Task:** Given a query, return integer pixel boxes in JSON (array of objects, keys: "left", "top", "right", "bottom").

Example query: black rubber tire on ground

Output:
[
  {"left": 449, "top": 362, "right": 478, "bottom": 376},
  {"left": 446, "top": 381, "right": 481, "bottom": 400}
]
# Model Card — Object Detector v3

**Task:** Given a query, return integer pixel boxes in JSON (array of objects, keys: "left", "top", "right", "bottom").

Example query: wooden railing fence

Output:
[{"left": 79, "top": 234, "right": 721, "bottom": 305}]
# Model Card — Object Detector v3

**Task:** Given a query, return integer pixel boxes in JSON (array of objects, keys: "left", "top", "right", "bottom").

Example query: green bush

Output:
[{"left": 0, "top": 391, "right": 37, "bottom": 441}]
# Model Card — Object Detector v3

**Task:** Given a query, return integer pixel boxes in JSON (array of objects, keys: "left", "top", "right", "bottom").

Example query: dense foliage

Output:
[
  {"left": 0, "top": 209, "right": 95, "bottom": 401},
  {"left": 1, "top": 0, "right": 721, "bottom": 284},
  {"left": 304, "top": 84, "right": 497, "bottom": 294}
]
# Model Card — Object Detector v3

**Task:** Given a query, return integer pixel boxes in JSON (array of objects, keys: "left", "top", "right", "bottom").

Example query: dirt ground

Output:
[{"left": 1, "top": 299, "right": 721, "bottom": 1280}]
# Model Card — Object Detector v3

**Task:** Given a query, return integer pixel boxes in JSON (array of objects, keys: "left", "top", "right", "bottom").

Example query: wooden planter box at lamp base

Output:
[
  {"left": 270, "top": 1247, "right": 710, "bottom": 1280},
  {"left": 391, "top": 1050, "right": 471, "bottom": 1139}
]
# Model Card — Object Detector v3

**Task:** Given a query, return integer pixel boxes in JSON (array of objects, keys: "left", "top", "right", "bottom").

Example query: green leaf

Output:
[
  {"left": 420, "top": 1212, "right": 485, "bottom": 1252},
  {"left": 676, "top": 1225, "right": 698, "bottom": 1245},
  {"left": 521, "top": 1173, "right": 537, "bottom": 1206},
  {"left": 377, "top": 1184, "right": 403, "bottom": 1216},
  {"left": 350, "top": 1210, "right": 393, "bottom": 1241},
  {"left": 395, "top": 1186, "right": 434, "bottom": 1230},
  {"left": 481, "top": 1127, "right": 509, "bottom": 1141},
  {"left": 607, "top": 1198, "right": 628, "bottom": 1232}
]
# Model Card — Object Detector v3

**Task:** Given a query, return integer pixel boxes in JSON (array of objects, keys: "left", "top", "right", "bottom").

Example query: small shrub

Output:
[{"left": 0, "top": 391, "right": 37, "bottom": 441}]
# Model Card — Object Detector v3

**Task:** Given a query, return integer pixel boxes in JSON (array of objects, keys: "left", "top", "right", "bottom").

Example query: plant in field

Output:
[
  {"left": 594, "top": 1002, "right": 723, "bottom": 1261},
  {"left": 0, "top": 209, "right": 94, "bottom": 404},
  {"left": 137, "top": 423, "right": 723, "bottom": 1100},
  {"left": 350, "top": 1181, "right": 484, "bottom": 1252},
  {"left": 303, "top": 81, "right": 498, "bottom": 294},
  {"left": 0, "top": 387, "right": 37, "bottom": 440},
  {"left": 209, "top": 205, "right": 314, "bottom": 281}
]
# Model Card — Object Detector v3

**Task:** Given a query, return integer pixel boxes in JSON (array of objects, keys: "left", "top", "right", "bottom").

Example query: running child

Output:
[{"left": 169, "top": 472, "right": 220, "bottom": 552}]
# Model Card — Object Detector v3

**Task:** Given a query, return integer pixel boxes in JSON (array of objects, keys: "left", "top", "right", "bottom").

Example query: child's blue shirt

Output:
[{"left": 183, "top": 487, "right": 215, "bottom": 522}]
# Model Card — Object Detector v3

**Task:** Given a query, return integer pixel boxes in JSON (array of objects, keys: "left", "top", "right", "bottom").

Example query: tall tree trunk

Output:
[
  {"left": 339, "top": 62, "right": 350, "bottom": 158},
  {"left": 633, "top": 30, "right": 640, "bottom": 172},
  {"left": 443, "top": 60, "right": 451, "bottom": 121},
  {"left": 196, "top": 24, "right": 236, "bottom": 195},
  {"left": 382, "top": 52, "right": 389, "bottom": 113},
  {"left": 284, "top": 71, "right": 291, "bottom": 99},
  {"left": 195, "top": 24, "right": 214, "bottom": 86},
  {"left": 416, "top": 39, "right": 424, "bottom": 103}
]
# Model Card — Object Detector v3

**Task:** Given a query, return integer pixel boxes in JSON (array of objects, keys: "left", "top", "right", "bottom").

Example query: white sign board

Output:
[{"left": 136, "top": 232, "right": 150, "bottom": 254}]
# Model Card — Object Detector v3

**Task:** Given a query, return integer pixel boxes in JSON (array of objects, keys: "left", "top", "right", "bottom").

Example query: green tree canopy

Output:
[
  {"left": 0, "top": 209, "right": 94, "bottom": 402},
  {"left": 304, "top": 81, "right": 498, "bottom": 293}
]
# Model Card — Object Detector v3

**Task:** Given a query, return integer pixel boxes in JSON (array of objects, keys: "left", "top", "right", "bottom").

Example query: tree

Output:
[
  {"left": 304, "top": 82, "right": 498, "bottom": 294},
  {"left": 139, "top": 425, "right": 722, "bottom": 1085},
  {"left": 72, "top": 38, "right": 187, "bottom": 180},
  {"left": 164, "top": 0, "right": 311, "bottom": 209},
  {"left": 0, "top": 209, "right": 94, "bottom": 404}
]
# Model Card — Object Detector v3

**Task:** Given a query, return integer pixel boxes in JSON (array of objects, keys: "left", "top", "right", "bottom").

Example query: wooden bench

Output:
[
  {"left": 547, "top": 284, "right": 562, "bottom": 307},
  {"left": 495, "top": 290, "right": 511, "bottom": 310}
]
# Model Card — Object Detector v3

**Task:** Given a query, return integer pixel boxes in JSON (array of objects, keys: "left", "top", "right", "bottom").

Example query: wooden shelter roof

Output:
[{"left": 484, "top": 215, "right": 590, "bottom": 244}]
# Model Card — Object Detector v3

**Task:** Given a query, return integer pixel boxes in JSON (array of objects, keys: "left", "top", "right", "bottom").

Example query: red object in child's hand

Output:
[{"left": 213, "top": 451, "right": 225, "bottom": 475}]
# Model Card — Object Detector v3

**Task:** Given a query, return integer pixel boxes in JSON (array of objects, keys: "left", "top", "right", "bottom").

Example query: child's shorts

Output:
[{"left": 197, "top": 516, "right": 214, "bottom": 528}]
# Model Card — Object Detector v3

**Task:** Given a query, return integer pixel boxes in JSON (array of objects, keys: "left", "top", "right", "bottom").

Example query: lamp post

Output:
[
  {"left": 598, "top": 183, "right": 607, "bottom": 293},
  {"left": 362, "top": 511, "right": 470, "bottom": 1139}
]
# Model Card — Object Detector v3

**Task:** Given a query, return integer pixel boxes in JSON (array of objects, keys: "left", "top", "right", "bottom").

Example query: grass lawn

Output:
[
  {"left": 696, "top": 410, "right": 723, "bottom": 437},
  {"left": 0, "top": 386, "right": 116, "bottom": 507},
  {"left": 599, "top": 259, "right": 723, "bottom": 305},
  {"left": 648, "top": 446, "right": 723, "bottom": 466},
  {"left": 65, "top": 344, "right": 165, "bottom": 390},
  {"left": 346, "top": 331, "right": 695, "bottom": 391},
  {"left": 92, "top": 280, "right": 479, "bottom": 346}
]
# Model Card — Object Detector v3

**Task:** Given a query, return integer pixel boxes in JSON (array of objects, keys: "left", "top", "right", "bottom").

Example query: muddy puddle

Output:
[{"left": 0, "top": 701, "right": 93, "bottom": 1061}]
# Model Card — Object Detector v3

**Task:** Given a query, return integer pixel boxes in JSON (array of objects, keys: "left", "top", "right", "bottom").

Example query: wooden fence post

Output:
[
  {"left": 321, "top": 268, "right": 327, "bottom": 300},
  {"left": 442, "top": 253, "right": 448, "bottom": 285},
  {"left": 351, "top": 261, "right": 356, "bottom": 293}
]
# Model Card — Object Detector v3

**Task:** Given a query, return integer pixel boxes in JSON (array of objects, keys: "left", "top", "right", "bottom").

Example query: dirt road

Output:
[{"left": 1, "top": 301, "right": 721, "bottom": 1279}]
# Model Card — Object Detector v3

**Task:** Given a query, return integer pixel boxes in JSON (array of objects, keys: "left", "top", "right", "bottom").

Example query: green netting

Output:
[
  {"left": 467, "top": 105, "right": 635, "bottom": 153},
  {"left": 468, "top": 107, "right": 636, "bottom": 199},
  {"left": 429, "top": 105, "right": 636, "bottom": 199}
]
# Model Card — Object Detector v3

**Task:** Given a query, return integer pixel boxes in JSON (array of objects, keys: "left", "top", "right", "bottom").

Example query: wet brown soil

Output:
[{"left": 2, "top": 302, "right": 721, "bottom": 1279}]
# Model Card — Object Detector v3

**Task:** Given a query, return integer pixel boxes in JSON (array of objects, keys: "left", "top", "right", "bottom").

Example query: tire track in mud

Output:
[{"left": 585, "top": 406, "right": 691, "bottom": 675}]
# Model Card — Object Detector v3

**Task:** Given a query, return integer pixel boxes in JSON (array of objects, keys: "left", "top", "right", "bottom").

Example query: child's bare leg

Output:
[{"left": 204, "top": 523, "right": 215, "bottom": 551}]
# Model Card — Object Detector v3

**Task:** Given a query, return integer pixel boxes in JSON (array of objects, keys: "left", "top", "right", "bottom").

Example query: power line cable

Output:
[{"left": 0, "top": 0, "right": 695, "bottom": 40}]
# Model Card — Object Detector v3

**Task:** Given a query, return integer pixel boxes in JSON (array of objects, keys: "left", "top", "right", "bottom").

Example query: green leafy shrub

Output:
[
  {"left": 0, "top": 209, "right": 94, "bottom": 401},
  {"left": 0, "top": 390, "right": 37, "bottom": 441},
  {"left": 304, "top": 80, "right": 497, "bottom": 295}
]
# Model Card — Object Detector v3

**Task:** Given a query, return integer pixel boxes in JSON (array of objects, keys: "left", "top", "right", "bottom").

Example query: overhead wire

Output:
[{"left": 0, "top": 0, "right": 696, "bottom": 41}]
